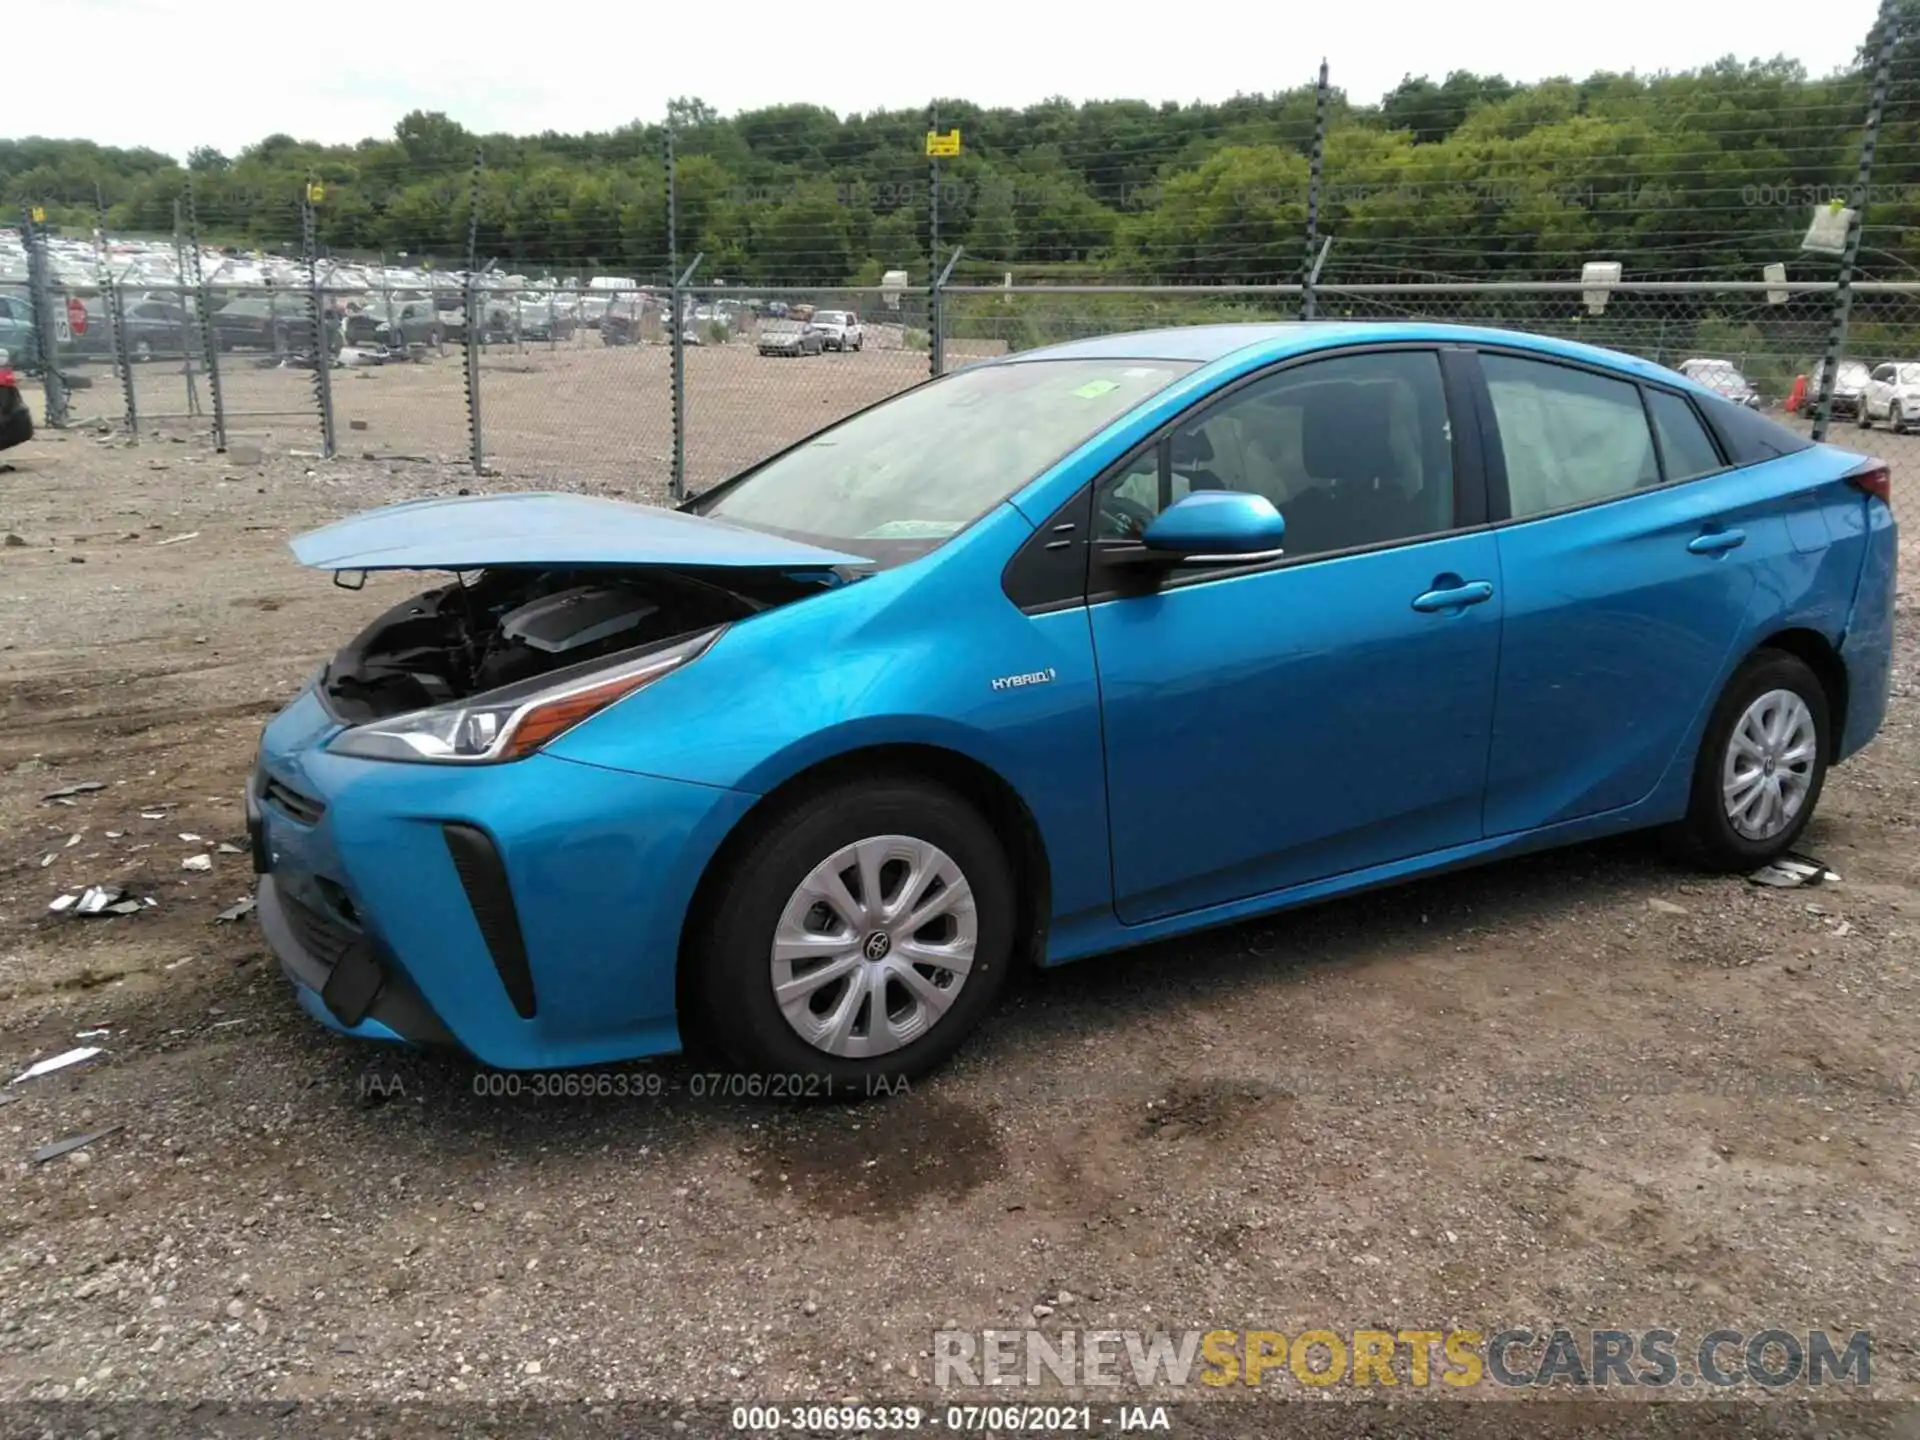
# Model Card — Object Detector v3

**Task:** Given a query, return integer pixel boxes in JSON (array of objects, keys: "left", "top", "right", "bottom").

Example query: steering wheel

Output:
[{"left": 1098, "top": 493, "right": 1156, "bottom": 540}]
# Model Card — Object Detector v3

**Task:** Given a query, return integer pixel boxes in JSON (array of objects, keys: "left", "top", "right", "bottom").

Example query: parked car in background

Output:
[
  {"left": 0, "top": 360, "right": 31, "bottom": 451},
  {"left": 601, "top": 298, "right": 651, "bottom": 346},
  {"left": 345, "top": 299, "right": 447, "bottom": 350},
  {"left": 757, "top": 319, "right": 824, "bottom": 357},
  {"left": 1678, "top": 358, "right": 1760, "bottom": 408},
  {"left": 1860, "top": 362, "right": 1920, "bottom": 432},
  {"left": 516, "top": 299, "right": 578, "bottom": 342},
  {"left": 1809, "top": 359, "right": 1872, "bottom": 419},
  {"left": 811, "top": 309, "right": 863, "bottom": 352},
  {"left": 0, "top": 292, "right": 39, "bottom": 365},
  {"left": 578, "top": 296, "right": 612, "bottom": 329},
  {"left": 212, "top": 295, "right": 340, "bottom": 357},
  {"left": 253, "top": 322, "right": 1895, "bottom": 1085},
  {"left": 65, "top": 297, "right": 196, "bottom": 363}
]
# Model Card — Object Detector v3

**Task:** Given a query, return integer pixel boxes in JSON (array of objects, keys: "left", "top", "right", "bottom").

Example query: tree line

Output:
[{"left": 5, "top": 7, "right": 1918, "bottom": 287}]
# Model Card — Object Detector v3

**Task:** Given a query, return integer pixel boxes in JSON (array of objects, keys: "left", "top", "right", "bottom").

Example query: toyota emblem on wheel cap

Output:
[{"left": 862, "top": 931, "right": 892, "bottom": 961}]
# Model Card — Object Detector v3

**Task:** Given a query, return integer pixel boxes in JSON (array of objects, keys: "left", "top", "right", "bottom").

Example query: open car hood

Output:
[{"left": 290, "top": 491, "right": 872, "bottom": 572}]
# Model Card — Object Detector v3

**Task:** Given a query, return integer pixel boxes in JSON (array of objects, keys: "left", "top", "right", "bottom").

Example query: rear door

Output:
[{"left": 1474, "top": 350, "right": 1780, "bottom": 834}]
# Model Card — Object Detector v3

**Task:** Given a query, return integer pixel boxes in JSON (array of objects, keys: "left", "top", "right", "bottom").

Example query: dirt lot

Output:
[{"left": 0, "top": 371, "right": 1915, "bottom": 1426}]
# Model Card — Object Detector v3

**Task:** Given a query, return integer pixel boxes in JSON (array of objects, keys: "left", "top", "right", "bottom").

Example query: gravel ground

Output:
[{"left": 0, "top": 378, "right": 1915, "bottom": 1429}]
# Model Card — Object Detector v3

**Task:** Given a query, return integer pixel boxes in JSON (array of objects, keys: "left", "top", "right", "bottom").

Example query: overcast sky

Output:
[{"left": 43, "top": 0, "right": 1881, "bottom": 160}]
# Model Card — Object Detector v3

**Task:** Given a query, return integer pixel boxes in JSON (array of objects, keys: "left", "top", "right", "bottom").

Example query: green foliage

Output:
[{"left": 0, "top": 30, "right": 1908, "bottom": 287}]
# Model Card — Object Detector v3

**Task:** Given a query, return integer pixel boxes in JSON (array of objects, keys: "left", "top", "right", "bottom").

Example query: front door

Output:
[{"left": 1088, "top": 348, "right": 1503, "bottom": 925}]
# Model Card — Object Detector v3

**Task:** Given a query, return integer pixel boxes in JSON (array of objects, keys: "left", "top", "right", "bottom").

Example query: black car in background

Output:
[
  {"left": 211, "top": 295, "right": 341, "bottom": 356},
  {"left": 66, "top": 297, "right": 196, "bottom": 363},
  {"left": 0, "top": 361, "right": 32, "bottom": 451}
]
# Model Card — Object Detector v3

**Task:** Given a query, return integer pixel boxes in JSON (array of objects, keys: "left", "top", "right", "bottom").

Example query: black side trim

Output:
[
  {"left": 1001, "top": 483, "right": 1094, "bottom": 614},
  {"left": 442, "top": 823, "right": 537, "bottom": 1019},
  {"left": 1438, "top": 346, "right": 1489, "bottom": 529}
]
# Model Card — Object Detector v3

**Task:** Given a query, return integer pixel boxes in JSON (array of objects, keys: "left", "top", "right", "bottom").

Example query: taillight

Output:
[
  {"left": 1847, "top": 462, "right": 1891, "bottom": 504},
  {"left": 0, "top": 368, "right": 15, "bottom": 387}
]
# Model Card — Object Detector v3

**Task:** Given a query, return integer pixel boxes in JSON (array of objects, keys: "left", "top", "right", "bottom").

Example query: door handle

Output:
[
  {"left": 1688, "top": 528, "right": 1747, "bottom": 555},
  {"left": 1411, "top": 580, "right": 1494, "bottom": 613}
]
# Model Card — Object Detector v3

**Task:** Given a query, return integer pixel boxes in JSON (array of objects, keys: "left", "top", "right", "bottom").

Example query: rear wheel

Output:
[
  {"left": 1673, "top": 649, "right": 1830, "bottom": 871},
  {"left": 690, "top": 778, "right": 1015, "bottom": 1090}
]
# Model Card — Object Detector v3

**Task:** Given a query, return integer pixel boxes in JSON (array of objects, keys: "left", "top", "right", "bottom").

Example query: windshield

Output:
[
  {"left": 814, "top": 311, "right": 847, "bottom": 325},
  {"left": 1900, "top": 364, "right": 1920, "bottom": 384},
  {"left": 690, "top": 357, "right": 1197, "bottom": 564}
]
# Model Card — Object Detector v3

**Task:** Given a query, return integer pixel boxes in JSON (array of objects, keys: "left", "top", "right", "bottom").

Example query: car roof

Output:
[{"left": 999, "top": 321, "right": 1702, "bottom": 389}]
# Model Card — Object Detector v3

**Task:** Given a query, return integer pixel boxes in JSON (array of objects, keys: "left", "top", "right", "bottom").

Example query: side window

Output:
[
  {"left": 1645, "top": 390, "right": 1724, "bottom": 483},
  {"left": 1483, "top": 354, "right": 1659, "bottom": 518},
  {"left": 1872, "top": 364, "right": 1896, "bottom": 384},
  {"left": 1094, "top": 351, "right": 1455, "bottom": 560}
]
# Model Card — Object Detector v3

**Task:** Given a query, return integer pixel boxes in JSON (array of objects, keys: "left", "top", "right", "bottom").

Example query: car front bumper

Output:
[{"left": 252, "top": 685, "right": 757, "bottom": 1068}]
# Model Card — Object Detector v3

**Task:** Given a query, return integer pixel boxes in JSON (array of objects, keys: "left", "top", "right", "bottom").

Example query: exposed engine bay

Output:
[{"left": 321, "top": 565, "right": 819, "bottom": 723}]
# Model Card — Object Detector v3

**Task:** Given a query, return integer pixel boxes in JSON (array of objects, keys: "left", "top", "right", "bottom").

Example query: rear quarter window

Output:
[{"left": 1696, "top": 395, "right": 1813, "bottom": 465}]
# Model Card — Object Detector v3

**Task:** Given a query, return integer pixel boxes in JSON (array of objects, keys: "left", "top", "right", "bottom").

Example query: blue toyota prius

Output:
[{"left": 251, "top": 322, "right": 1898, "bottom": 1086}]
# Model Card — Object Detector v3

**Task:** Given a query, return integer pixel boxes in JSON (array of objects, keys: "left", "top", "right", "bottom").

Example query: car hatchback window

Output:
[{"left": 1484, "top": 354, "right": 1659, "bottom": 518}]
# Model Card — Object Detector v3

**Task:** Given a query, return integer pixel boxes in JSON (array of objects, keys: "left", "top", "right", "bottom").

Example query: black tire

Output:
[
  {"left": 1857, "top": 409, "right": 1871, "bottom": 429},
  {"left": 1672, "top": 649, "right": 1830, "bottom": 872},
  {"left": 688, "top": 776, "right": 1015, "bottom": 1091}
]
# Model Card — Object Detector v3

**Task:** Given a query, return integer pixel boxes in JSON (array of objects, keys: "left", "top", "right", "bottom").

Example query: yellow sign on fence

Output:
[
  {"left": 307, "top": 182, "right": 326, "bottom": 204},
  {"left": 29, "top": 206, "right": 45, "bottom": 223},
  {"left": 925, "top": 129, "right": 962, "bottom": 157}
]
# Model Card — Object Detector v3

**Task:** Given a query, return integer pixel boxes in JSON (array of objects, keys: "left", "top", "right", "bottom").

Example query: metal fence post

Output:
[
  {"left": 183, "top": 181, "right": 227, "bottom": 451},
  {"left": 21, "top": 209, "right": 69, "bottom": 429},
  {"left": 1809, "top": 0, "right": 1900, "bottom": 442},
  {"left": 301, "top": 179, "right": 337, "bottom": 458},
  {"left": 930, "top": 246, "right": 962, "bottom": 377},
  {"left": 670, "top": 253, "right": 702, "bottom": 501},
  {"left": 927, "top": 101, "right": 941, "bottom": 380},
  {"left": 667, "top": 117, "right": 685, "bottom": 499},
  {"left": 104, "top": 272, "right": 138, "bottom": 435},
  {"left": 463, "top": 147, "right": 485, "bottom": 473},
  {"left": 1302, "top": 59, "right": 1329, "bottom": 320}
]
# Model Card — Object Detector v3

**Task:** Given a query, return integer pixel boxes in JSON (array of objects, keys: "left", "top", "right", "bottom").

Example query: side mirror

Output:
[{"left": 1115, "top": 490, "right": 1287, "bottom": 567}]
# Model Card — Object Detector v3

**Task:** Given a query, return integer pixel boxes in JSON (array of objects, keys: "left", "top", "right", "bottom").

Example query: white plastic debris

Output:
[
  {"left": 48, "top": 894, "right": 78, "bottom": 913},
  {"left": 75, "top": 1029, "right": 110, "bottom": 1040},
  {"left": 1749, "top": 854, "right": 1840, "bottom": 888},
  {"left": 181, "top": 854, "right": 213, "bottom": 872},
  {"left": 9, "top": 1047, "right": 103, "bottom": 1085},
  {"left": 178, "top": 832, "right": 202, "bottom": 843},
  {"left": 154, "top": 532, "right": 200, "bottom": 547},
  {"left": 74, "top": 886, "right": 125, "bottom": 915}
]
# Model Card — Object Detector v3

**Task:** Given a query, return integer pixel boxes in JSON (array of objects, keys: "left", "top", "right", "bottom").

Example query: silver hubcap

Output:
[
  {"left": 1722, "top": 688, "right": 1817, "bottom": 841},
  {"left": 770, "top": 834, "right": 978, "bottom": 1058}
]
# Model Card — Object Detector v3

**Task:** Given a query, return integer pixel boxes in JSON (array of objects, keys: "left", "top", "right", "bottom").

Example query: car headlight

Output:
[{"left": 327, "top": 626, "right": 725, "bottom": 764}]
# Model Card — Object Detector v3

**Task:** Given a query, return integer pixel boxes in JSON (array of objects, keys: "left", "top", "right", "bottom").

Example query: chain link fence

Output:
[{"left": 12, "top": 240, "right": 1920, "bottom": 491}]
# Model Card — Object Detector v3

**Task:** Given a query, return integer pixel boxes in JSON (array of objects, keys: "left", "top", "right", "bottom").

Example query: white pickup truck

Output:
[{"left": 809, "top": 308, "right": 864, "bottom": 353}]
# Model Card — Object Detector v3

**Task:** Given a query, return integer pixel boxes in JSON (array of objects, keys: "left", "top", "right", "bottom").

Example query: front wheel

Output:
[
  {"left": 689, "top": 778, "right": 1015, "bottom": 1089},
  {"left": 1673, "top": 649, "right": 1830, "bottom": 871}
]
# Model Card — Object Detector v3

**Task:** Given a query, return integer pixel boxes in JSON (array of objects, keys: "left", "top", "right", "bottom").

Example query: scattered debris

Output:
[
  {"left": 215, "top": 896, "right": 257, "bottom": 924},
  {"left": 3, "top": 532, "right": 25, "bottom": 547},
  {"left": 217, "top": 841, "right": 244, "bottom": 855},
  {"left": 74, "top": 885, "right": 126, "bottom": 915},
  {"left": 154, "top": 531, "right": 200, "bottom": 547},
  {"left": 42, "top": 781, "right": 106, "bottom": 801},
  {"left": 48, "top": 894, "right": 77, "bottom": 913},
  {"left": 1749, "top": 854, "right": 1840, "bottom": 888},
  {"left": 178, "top": 832, "right": 202, "bottom": 843},
  {"left": 9, "top": 1047, "right": 104, "bottom": 1085},
  {"left": 31, "top": 1126, "right": 122, "bottom": 1164},
  {"left": 181, "top": 854, "right": 213, "bottom": 872},
  {"left": 75, "top": 1029, "right": 110, "bottom": 1040}
]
